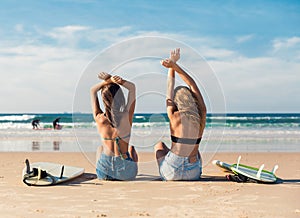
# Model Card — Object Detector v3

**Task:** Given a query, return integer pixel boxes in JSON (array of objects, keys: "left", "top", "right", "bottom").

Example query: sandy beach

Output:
[{"left": 0, "top": 152, "right": 299, "bottom": 218}]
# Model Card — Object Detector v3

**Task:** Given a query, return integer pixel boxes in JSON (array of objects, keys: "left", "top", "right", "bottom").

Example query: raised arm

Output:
[
  {"left": 110, "top": 75, "right": 136, "bottom": 125},
  {"left": 161, "top": 59, "right": 207, "bottom": 119},
  {"left": 165, "top": 48, "right": 180, "bottom": 116},
  {"left": 166, "top": 68, "right": 175, "bottom": 101},
  {"left": 90, "top": 81, "right": 111, "bottom": 120},
  {"left": 90, "top": 73, "right": 114, "bottom": 120}
]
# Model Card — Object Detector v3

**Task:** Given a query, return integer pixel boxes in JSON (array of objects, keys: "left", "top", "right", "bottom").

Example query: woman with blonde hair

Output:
[
  {"left": 90, "top": 72, "right": 138, "bottom": 180},
  {"left": 155, "top": 48, "right": 207, "bottom": 181}
]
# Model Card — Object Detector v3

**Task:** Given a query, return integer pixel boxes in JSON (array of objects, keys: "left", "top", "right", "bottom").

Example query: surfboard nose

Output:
[{"left": 212, "top": 160, "right": 218, "bottom": 165}]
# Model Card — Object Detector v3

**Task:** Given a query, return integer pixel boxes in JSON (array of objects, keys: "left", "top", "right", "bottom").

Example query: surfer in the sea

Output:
[
  {"left": 53, "top": 118, "right": 61, "bottom": 130},
  {"left": 155, "top": 48, "right": 207, "bottom": 181},
  {"left": 31, "top": 119, "right": 40, "bottom": 129}
]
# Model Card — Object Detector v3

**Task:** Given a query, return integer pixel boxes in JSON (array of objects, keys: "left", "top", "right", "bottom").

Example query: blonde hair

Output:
[{"left": 173, "top": 86, "right": 201, "bottom": 128}]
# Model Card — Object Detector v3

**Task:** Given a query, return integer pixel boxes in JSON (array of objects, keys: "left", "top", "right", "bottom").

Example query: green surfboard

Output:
[{"left": 212, "top": 156, "right": 278, "bottom": 183}]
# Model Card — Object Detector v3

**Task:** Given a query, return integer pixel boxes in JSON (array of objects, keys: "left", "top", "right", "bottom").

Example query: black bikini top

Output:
[{"left": 171, "top": 135, "right": 202, "bottom": 145}]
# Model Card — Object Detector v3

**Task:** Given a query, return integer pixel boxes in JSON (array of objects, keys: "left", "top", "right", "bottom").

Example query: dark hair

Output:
[{"left": 101, "top": 83, "right": 125, "bottom": 127}]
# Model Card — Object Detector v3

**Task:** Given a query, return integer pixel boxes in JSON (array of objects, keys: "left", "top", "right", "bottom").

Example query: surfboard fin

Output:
[
  {"left": 272, "top": 165, "right": 279, "bottom": 175},
  {"left": 60, "top": 165, "right": 64, "bottom": 179},
  {"left": 236, "top": 156, "right": 241, "bottom": 169},
  {"left": 25, "top": 159, "right": 30, "bottom": 174},
  {"left": 37, "top": 167, "right": 42, "bottom": 180},
  {"left": 256, "top": 164, "right": 265, "bottom": 179}
]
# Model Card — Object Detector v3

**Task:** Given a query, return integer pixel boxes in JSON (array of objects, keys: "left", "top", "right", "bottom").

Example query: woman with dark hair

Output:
[
  {"left": 90, "top": 72, "right": 138, "bottom": 180},
  {"left": 155, "top": 48, "right": 207, "bottom": 181}
]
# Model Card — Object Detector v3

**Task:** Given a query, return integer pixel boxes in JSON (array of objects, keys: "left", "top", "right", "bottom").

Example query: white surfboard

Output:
[{"left": 22, "top": 159, "right": 84, "bottom": 186}]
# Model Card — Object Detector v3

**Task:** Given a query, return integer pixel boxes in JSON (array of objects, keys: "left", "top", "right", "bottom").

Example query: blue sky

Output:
[{"left": 0, "top": 0, "right": 299, "bottom": 113}]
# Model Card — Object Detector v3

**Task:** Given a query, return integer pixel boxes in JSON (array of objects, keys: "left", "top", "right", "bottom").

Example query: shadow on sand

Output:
[
  {"left": 58, "top": 173, "right": 100, "bottom": 186},
  {"left": 276, "top": 178, "right": 300, "bottom": 184},
  {"left": 58, "top": 173, "right": 300, "bottom": 185}
]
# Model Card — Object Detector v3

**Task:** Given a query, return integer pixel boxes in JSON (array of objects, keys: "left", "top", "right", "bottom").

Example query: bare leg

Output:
[
  {"left": 154, "top": 142, "right": 170, "bottom": 165},
  {"left": 129, "top": 146, "right": 138, "bottom": 162}
]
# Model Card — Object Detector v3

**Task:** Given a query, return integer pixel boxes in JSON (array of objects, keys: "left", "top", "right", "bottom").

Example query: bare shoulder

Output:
[{"left": 170, "top": 111, "right": 181, "bottom": 125}]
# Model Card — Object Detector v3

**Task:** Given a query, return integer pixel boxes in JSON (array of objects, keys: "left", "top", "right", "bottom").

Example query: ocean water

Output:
[{"left": 0, "top": 113, "right": 299, "bottom": 153}]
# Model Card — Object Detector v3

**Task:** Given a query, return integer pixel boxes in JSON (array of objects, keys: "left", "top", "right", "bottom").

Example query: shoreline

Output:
[
  {"left": 1, "top": 125, "right": 299, "bottom": 153},
  {"left": 1, "top": 151, "right": 299, "bottom": 217}
]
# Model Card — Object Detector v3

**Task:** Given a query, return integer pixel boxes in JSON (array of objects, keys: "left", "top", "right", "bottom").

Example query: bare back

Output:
[
  {"left": 169, "top": 108, "right": 204, "bottom": 157},
  {"left": 90, "top": 74, "right": 136, "bottom": 158},
  {"left": 95, "top": 112, "right": 132, "bottom": 156}
]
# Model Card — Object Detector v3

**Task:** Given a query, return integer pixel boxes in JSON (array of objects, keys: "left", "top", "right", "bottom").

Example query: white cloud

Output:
[
  {"left": 236, "top": 34, "right": 254, "bottom": 43},
  {"left": 14, "top": 24, "right": 24, "bottom": 33},
  {"left": 210, "top": 56, "right": 300, "bottom": 112},
  {"left": 272, "top": 36, "right": 300, "bottom": 51},
  {"left": 200, "top": 47, "right": 237, "bottom": 59},
  {"left": 86, "top": 26, "right": 132, "bottom": 43},
  {"left": 271, "top": 37, "right": 300, "bottom": 61},
  {"left": 43, "top": 25, "right": 90, "bottom": 47},
  {"left": 0, "top": 43, "right": 93, "bottom": 113},
  {"left": 1, "top": 26, "right": 299, "bottom": 113},
  {"left": 133, "top": 31, "right": 237, "bottom": 60},
  {"left": 42, "top": 25, "right": 133, "bottom": 47},
  {"left": 48, "top": 25, "right": 90, "bottom": 37}
]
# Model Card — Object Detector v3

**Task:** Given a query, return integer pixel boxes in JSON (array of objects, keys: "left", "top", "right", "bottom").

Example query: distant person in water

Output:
[
  {"left": 90, "top": 72, "right": 138, "bottom": 181},
  {"left": 31, "top": 119, "right": 40, "bottom": 129},
  {"left": 53, "top": 118, "right": 61, "bottom": 130},
  {"left": 155, "top": 48, "right": 207, "bottom": 181}
]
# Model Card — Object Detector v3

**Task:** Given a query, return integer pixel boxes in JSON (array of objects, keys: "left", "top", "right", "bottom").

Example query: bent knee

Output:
[
  {"left": 154, "top": 141, "right": 165, "bottom": 151},
  {"left": 128, "top": 145, "right": 136, "bottom": 152}
]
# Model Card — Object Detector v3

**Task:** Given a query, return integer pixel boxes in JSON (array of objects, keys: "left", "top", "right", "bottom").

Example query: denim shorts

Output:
[
  {"left": 96, "top": 152, "right": 138, "bottom": 181},
  {"left": 159, "top": 151, "right": 202, "bottom": 181}
]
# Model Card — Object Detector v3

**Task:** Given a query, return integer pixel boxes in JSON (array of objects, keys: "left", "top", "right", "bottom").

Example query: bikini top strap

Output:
[
  {"left": 120, "top": 133, "right": 131, "bottom": 140},
  {"left": 171, "top": 135, "right": 202, "bottom": 145},
  {"left": 101, "top": 133, "right": 131, "bottom": 160},
  {"left": 101, "top": 133, "right": 131, "bottom": 141}
]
